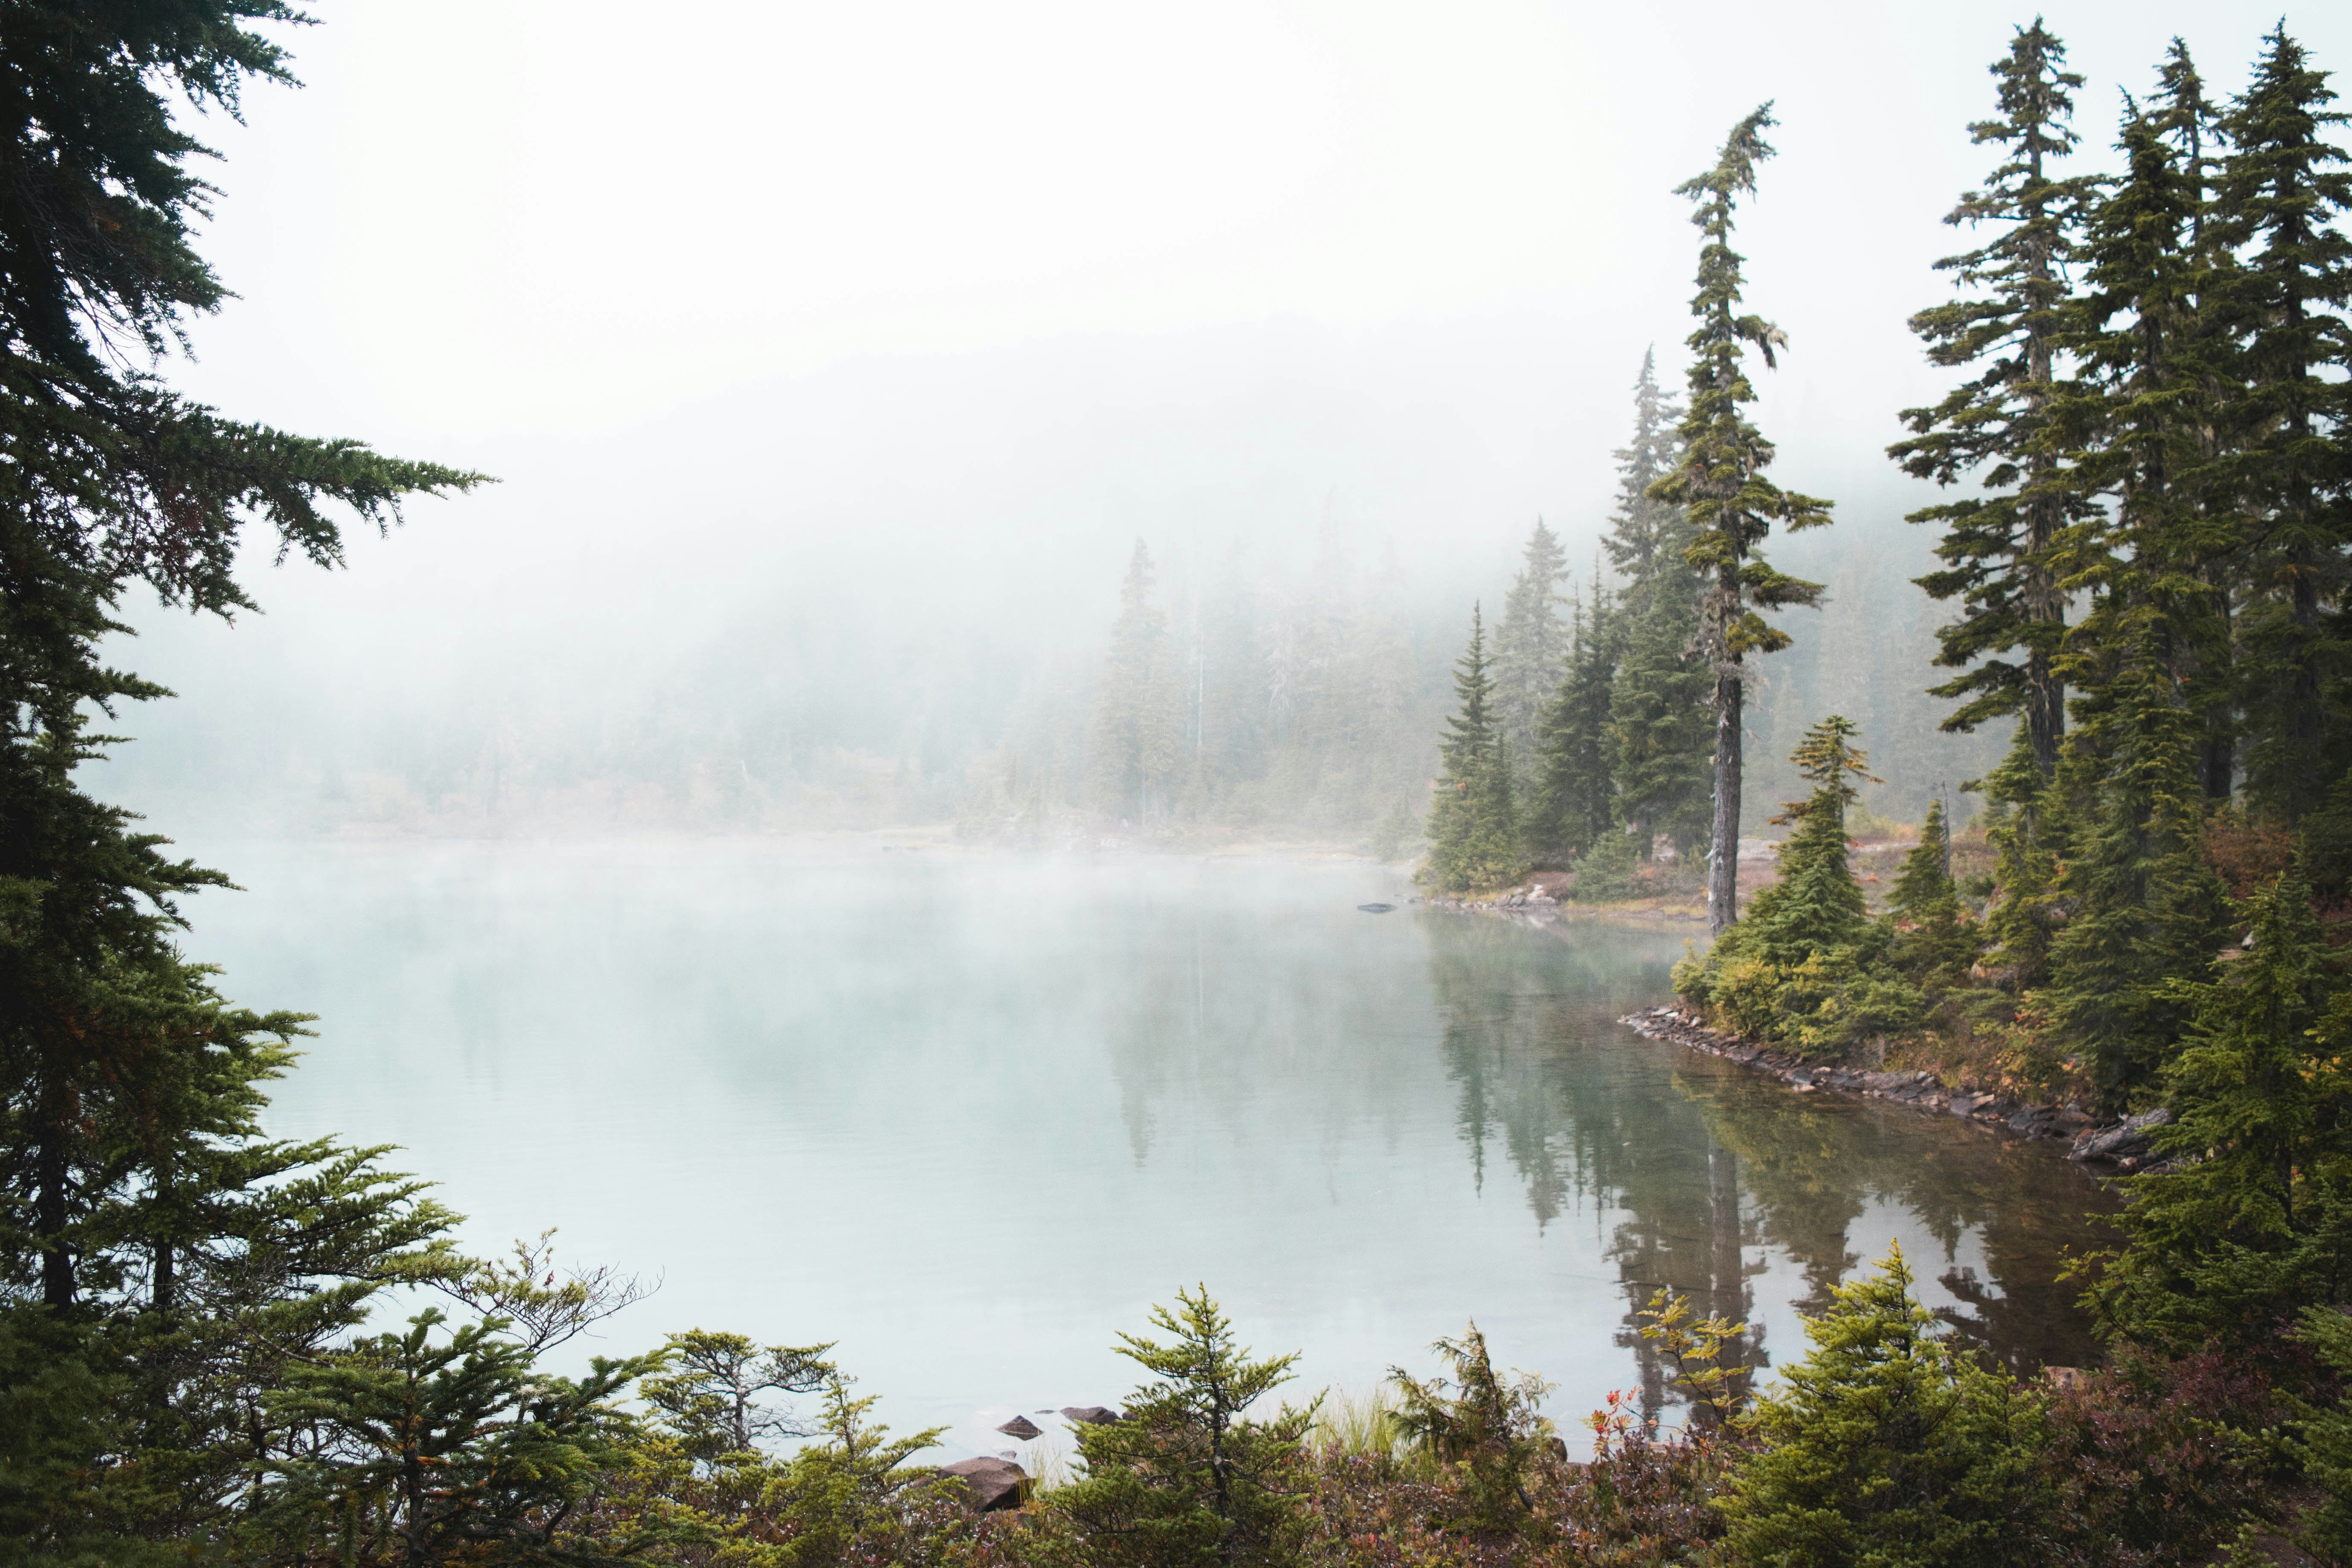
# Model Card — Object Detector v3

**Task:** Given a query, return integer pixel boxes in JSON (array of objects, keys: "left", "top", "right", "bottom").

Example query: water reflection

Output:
[
  {"left": 1423, "top": 914, "right": 2116, "bottom": 1418},
  {"left": 193, "top": 843, "right": 2114, "bottom": 1452}
]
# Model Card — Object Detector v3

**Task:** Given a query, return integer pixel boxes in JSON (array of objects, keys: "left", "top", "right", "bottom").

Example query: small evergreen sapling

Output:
[
  {"left": 1716, "top": 1246, "right": 2051, "bottom": 1568},
  {"left": 1388, "top": 1323, "right": 1555, "bottom": 1538},
  {"left": 1053, "top": 1287, "right": 1316, "bottom": 1568}
]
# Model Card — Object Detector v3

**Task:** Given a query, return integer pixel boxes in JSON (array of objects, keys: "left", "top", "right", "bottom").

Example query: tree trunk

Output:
[
  {"left": 1709, "top": 657, "right": 1742, "bottom": 937},
  {"left": 36, "top": 1102, "right": 73, "bottom": 1309}
]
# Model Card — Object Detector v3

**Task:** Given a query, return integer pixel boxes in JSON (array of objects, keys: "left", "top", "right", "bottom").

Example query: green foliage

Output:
[
  {"left": 255, "top": 1308, "right": 662, "bottom": 1567},
  {"left": 1681, "top": 719, "right": 1917, "bottom": 1059},
  {"left": 1422, "top": 609, "right": 1521, "bottom": 892},
  {"left": 1892, "top": 20, "right": 2101, "bottom": 772},
  {"left": 1651, "top": 103, "right": 1834, "bottom": 932},
  {"left": 1528, "top": 573, "right": 1621, "bottom": 862},
  {"left": 1634, "top": 1289, "right": 1751, "bottom": 1427},
  {"left": 2290, "top": 1307, "right": 2352, "bottom": 1563},
  {"left": 1888, "top": 800, "right": 1974, "bottom": 991},
  {"left": 1571, "top": 824, "right": 1640, "bottom": 904},
  {"left": 1053, "top": 1286, "right": 1316, "bottom": 1568},
  {"left": 641, "top": 1329, "right": 835, "bottom": 1466},
  {"left": 1387, "top": 1323, "right": 1553, "bottom": 1538},
  {"left": 1492, "top": 522, "right": 1573, "bottom": 788},
  {"left": 1716, "top": 1246, "right": 2051, "bottom": 1568},
  {"left": 2089, "top": 864, "right": 2352, "bottom": 1350}
]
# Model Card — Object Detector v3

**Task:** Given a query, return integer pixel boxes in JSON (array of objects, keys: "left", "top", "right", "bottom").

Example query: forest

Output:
[{"left": 6, "top": 6, "right": 2352, "bottom": 1568}]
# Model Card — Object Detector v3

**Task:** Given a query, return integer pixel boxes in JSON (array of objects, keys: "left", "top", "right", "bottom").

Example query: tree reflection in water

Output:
[{"left": 1424, "top": 914, "right": 2117, "bottom": 1424}]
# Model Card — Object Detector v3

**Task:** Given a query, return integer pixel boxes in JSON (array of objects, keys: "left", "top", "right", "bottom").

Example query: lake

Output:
[{"left": 187, "top": 839, "right": 2117, "bottom": 1463}]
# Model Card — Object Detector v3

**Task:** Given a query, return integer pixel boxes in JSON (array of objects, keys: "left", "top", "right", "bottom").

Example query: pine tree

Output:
[
  {"left": 1052, "top": 1288, "right": 1314, "bottom": 1568},
  {"left": 1528, "top": 572, "right": 1620, "bottom": 861},
  {"left": 1491, "top": 521, "right": 1571, "bottom": 785},
  {"left": 2089, "top": 862, "right": 2352, "bottom": 1349},
  {"left": 2214, "top": 27, "right": 2352, "bottom": 823},
  {"left": 1716, "top": 1246, "right": 2051, "bottom": 1567},
  {"left": 1652, "top": 105, "right": 1836, "bottom": 936},
  {"left": 1742, "top": 716, "right": 1878, "bottom": 968},
  {"left": 1423, "top": 608, "right": 1520, "bottom": 891},
  {"left": 1888, "top": 798, "right": 1972, "bottom": 990},
  {"left": 1892, "top": 21, "right": 2101, "bottom": 777},
  {"left": 1089, "top": 540, "right": 1185, "bottom": 823},
  {"left": 1602, "top": 348, "right": 1687, "bottom": 583}
]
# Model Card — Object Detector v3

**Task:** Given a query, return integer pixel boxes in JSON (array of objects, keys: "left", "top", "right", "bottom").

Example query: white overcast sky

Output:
[{"left": 114, "top": 0, "right": 2352, "bottom": 794}]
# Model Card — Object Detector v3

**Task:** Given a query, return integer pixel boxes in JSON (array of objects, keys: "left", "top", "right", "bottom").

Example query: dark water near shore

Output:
[{"left": 190, "top": 842, "right": 2117, "bottom": 1462}]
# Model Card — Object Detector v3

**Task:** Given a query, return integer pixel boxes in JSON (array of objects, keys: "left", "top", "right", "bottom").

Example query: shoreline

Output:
[
  {"left": 1410, "top": 895, "right": 2169, "bottom": 1171},
  {"left": 1618, "top": 1004, "right": 2172, "bottom": 1170}
]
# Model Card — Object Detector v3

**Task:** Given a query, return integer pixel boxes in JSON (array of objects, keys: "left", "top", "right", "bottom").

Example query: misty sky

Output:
[{"left": 111, "top": 0, "right": 2352, "bottom": 824}]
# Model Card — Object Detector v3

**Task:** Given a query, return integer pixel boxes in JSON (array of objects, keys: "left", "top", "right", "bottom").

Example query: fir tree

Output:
[
  {"left": 1424, "top": 608, "right": 1520, "bottom": 891},
  {"left": 1608, "top": 546, "right": 1711, "bottom": 867},
  {"left": 1716, "top": 1246, "right": 2051, "bottom": 1567},
  {"left": 1893, "top": 21, "right": 2101, "bottom": 777},
  {"left": 1528, "top": 572, "right": 1620, "bottom": 861},
  {"left": 2213, "top": 27, "right": 2352, "bottom": 823},
  {"left": 1602, "top": 348, "right": 1687, "bottom": 583},
  {"left": 1088, "top": 541, "right": 1185, "bottom": 823},
  {"left": 1742, "top": 716, "right": 1878, "bottom": 967},
  {"left": 1492, "top": 521, "right": 1571, "bottom": 788},
  {"left": 1652, "top": 105, "right": 1835, "bottom": 936},
  {"left": 1053, "top": 1288, "right": 1315, "bottom": 1568},
  {"left": 1978, "top": 726, "right": 2070, "bottom": 991},
  {"left": 1888, "top": 797, "right": 1973, "bottom": 990},
  {"left": 1388, "top": 1323, "right": 1553, "bottom": 1538}
]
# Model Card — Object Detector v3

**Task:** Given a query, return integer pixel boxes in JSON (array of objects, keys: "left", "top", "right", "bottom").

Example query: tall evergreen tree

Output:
[
  {"left": 1602, "top": 349, "right": 1686, "bottom": 583},
  {"left": 1529, "top": 573, "right": 1620, "bottom": 862},
  {"left": 1424, "top": 608, "right": 1519, "bottom": 892},
  {"left": 1892, "top": 20, "right": 2102, "bottom": 778},
  {"left": 1652, "top": 105, "right": 1835, "bottom": 935},
  {"left": 2090, "top": 861, "right": 2352, "bottom": 1349},
  {"left": 1088, "top": 541, "right": 1184, "bottom": 823},
  {"left": 2213, "top": 27, "right": 2352, "bottom": 822},
  {"left": 0, "top": 5, "right": 484, "bottom": 1554},
  {"left": 1491, "top": 520, "right": 1570, "bottom": 787}
]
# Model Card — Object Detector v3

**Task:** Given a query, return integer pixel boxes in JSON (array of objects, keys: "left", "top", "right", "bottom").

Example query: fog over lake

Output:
[{"left": 189, "top": 841, "right": 2114, "bottom": 1460}]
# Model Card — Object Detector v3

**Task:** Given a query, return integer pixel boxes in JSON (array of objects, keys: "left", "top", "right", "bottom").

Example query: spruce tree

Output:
[
  {"left": 1651, "top": 105, "right": 1835, "bottom": 935},
  {"left": 1089, "top": 541, "right": 1184, "bottom": 823},
  {"left": 0, "top": 8, "right": 484, "bottom": 1553},
  {"left": 2213, "top": 27, "right": 2352, "bottom": 823},
  {"left": 1716, "top": 1247, "right": 2050, "bottom": 1567},
  {"left": 1491, "top": 521, "right": 1571, "bottom": 786},
  {"left": 1602, "top": 350, "right": 1710, "bottom": 866},
  {"left": 1053, "top": 1288, "right": 1314, "bottom": 1568},
  {"left": 1602, "top": 348, "right": 1686, "bottom": 583},
  {"left": 1888, "top": 798, "right": 1972, "bottom": 990},
  {"left": 1528, "top": 572, "right": 1620, "bottom": 861},
  {"left": 1892, "top": 21, "right": 2101, "bottom": 777},
  {"left": 1423, "top": 608, "right": 1520, "bottom": 891},
  {"left": 2089, "top": 862, "right": 2352, "bottom": 1349},
  {"left": 1977, "top": 726, "right": 2070, "bottom": 992}
]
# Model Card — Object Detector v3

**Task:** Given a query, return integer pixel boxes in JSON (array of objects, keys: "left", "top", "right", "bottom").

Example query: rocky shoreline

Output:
[{"left": 1618, "top": 1005, "right": 2176, "bottom": 1171}]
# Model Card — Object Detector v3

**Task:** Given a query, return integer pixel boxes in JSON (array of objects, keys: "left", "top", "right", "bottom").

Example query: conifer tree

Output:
[
  {"left": 1652, "top": 105, "right": 1835, "bottom": 935},
  {"left": 1528, "top": 573, "right": 1620, "bottom": 861},
  {"left": 1888, "top": 798, "right": 1972, "bottom": 990},
  {"left": 1977, "top": 727, "right": 2069, "bottom": 991},
  {"left": 1739, "top": 716, "right": 1878, "bottom": 968},
  {"left": 1089, "top": 541, "right": 1185, "bottom": 823},
  {"left": 1601, "top": 351, "right": 1710, "bottom": 866},
  {"left": 1492, "top": 521, "right": 1571, "bottom": 785},
  {"left": 2090, "top": 862, "right": 2352, "bottom": 1348},
  {"left": 2213, "top": 27, "right": 2352, "bottom": 822},
  {"left": 1893, "top": 21, "right": 2101, "bottom": 777},
  {"left": 1717, "top": 1247, "right": 2050, "bottom": 1566},
  {"left": 1053, "top": 1288, "right": 1314, "bottom": 1568},
  {"left": 1423, "top": 609, "right": 1520, "bottom": 891},
  {"left": 1602, "top": 349, "right": 1687, "bottom": 583}
]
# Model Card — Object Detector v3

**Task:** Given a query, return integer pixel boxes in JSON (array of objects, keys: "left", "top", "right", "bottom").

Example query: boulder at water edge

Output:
[
  {"left": 1061, "top": 1405, "right": 1123, "bottom": 1425},
  {"left": 996, "top": 1415, "right": 1044, "bottom": 1440},
  {"left": 938, "top": 1457, "right": 1027, "bottom": 1511}
]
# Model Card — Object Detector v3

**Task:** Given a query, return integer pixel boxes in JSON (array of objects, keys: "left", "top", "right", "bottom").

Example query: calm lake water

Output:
[{"left": 188, "top": 841, "right": 2116, "bottom": 1461}]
